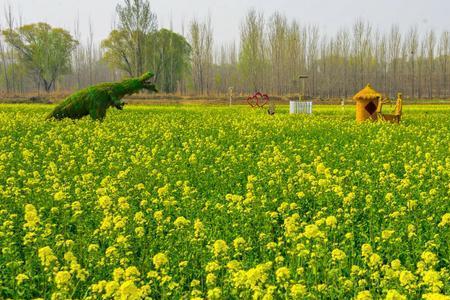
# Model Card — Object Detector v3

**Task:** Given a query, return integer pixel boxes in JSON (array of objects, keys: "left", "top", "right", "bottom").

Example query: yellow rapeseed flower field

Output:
[{"left": 0, "top": 104, "right": 449, "bottom": 299}]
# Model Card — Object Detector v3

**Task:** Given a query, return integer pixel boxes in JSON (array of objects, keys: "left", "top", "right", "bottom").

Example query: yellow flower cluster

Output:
[
  {"left": 38, "top": 246, "right": 57, "bottom": 267},
  {"left": 1, "top": 104, "right": 450, "bottom": 298},
  {"left": 152, "top": 253, "right": 168, "bottom": 270},
  {"left": 24, "top": 204, "right": 40, "bottom": 229}
]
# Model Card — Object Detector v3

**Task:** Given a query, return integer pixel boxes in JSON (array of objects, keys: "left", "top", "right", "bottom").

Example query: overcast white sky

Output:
[{"left": 0, "top": 0, "right": 449, "bottom": 44}]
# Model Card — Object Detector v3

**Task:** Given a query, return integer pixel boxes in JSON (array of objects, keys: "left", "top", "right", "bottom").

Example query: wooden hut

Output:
[{"left": 353, "top": 84, "right": 382, "bottom": 123}]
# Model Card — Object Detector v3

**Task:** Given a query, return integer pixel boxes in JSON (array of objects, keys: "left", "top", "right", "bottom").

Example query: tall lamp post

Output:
[
  {"left": 290, "top": 75, "right": 312, "bottom": 115},
  {"left": 228, "top": 87, "right": 234, "bottom": 106},
  {"left": 411, "top": 50, "right": 415, "bottom": 101},
  {"left": 299, "top": 75, "right": 309, "bottom": 101}
]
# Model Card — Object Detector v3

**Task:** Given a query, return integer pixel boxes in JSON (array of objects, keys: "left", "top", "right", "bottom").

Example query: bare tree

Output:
[
  {"left": 189, "top": 17, "right": 213, "bottom": 95},
  {"left": 73, "top": 16, "right": 83, "bottom": 89},
  {"left": 268, "top": 12, "right": 288, "bottom": 94},
  {"left": 438, "top": 31, "right": 449, "bottom": 98},
  {"left": 388, "top": 25, "right": 402, "bottom": 96},
  {"left": 425, "top": 30, "right": 436, "bottom": 98},
  {"left": 406, "top": 27, "right": 419, "bottom": 99},
  {"left": 307, "top": 25, "right": 319, "bottom": 97},
  {"left": 0, "top": 24, "right": 10, "bottom": 93},
  {"left": 2, "top": 4, "right": 450, "bottom": 100},
  {"left": 87, "top": 19, "right": 95, "bottom": 85},
  {"left": 2, "top": 4, "right": 16, "bottom": 93},
  {"left": 239, "top": 9, "right": 266, "bottom": 92},
  {"left": 286, "top": 21, "right": 303, "bottom": 94}
]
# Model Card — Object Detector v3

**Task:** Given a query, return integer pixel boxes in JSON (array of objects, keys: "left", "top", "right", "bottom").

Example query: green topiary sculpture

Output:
[{"left": 47, "top": 72, "right": 158, "bottom": 121}]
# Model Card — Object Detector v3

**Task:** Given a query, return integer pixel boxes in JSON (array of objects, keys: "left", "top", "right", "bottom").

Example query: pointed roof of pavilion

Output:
[{"left": 353, "top": 84, "right": 382, "bottom": 101}]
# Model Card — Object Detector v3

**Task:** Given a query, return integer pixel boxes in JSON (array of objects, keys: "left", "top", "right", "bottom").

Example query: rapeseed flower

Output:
[
  {"left": 356, "top": 291, "right": 372, "bottom": 300},
  {"left": 399, "top": 270, "right": 415, "bottom": 286},
  {"left": 326, "top": 215, "right": 337, "bottom": 228},
  {"left": 2, "top": 105, "right": 450, "bottom": 299},
  {"left": 233, "top": 237, "right": 246, "bottom": 250},
  {"left": 153, "top": 253, "right": 168, "bottom": 269},
  {"left": 117, "top": 280, "right": 141, "bottom": 300},
  {"left": 438, "top": 213, "right": 450, "bottom": 227},
  {"left": 332, "top": 249, "right": 347, "bottom": 261},
  {"left": 275, "top": 267, "right": 290, "bottom": 282},
  {"left": 104, "top": 281, "right": 119, "bottom": 297},
  {"left": 125, "top": 266, "right": 140, "bottom": 280},
  {"left": 206, "top": 261, "right": 220, "bottom": 273},
  {"left": 361, "top": 244, "right": 373, "bottom": 258},
  {"left": 213, "top": 240, "right": 228, "bottom": 257},
  {"left": 53, "top": 191, "right": 66, "bottom": 201},
  {"left": 15, "top": 273, "right": 29, "bottom": 285},
  {"left": 290, "top": 284, "right": 307, "bottom": 297},
  {"left": 174, "top": 216, "right": 190, "bottom": 228},
  {"left": 422, "top": 293, "right": 450, "bottom": 300},
  {"left": 54, "top": 271, "right": 71, "bottom": 288},
  {"left": 24, "top": 204, "right": 39, "bottom": 229},
  {"left": 385, "top": 289, "right": 406, "bottom": 300},
  {"left": 422, "top": 270, "right": 443, "bottom": 291},
  {"left": 381, "top": 230, "right": 395, "bottom": 240},
  {"left": 38, "top": 246, "right": 57, "bottom": 267},
  {"left": 207, "top": 287, "right": 222, "bottom": 299},
  {"left": 98, "top": 195, "right": 112, "bottom": 210},
  {"left": 206, "top": 273, "right": 217, "bottom": 286},
  {"left": 421, "top": 251, "right": 438, "bottom": 266},
  {"left": 303, "top": 224, "right": 323, "bottom": 239}
]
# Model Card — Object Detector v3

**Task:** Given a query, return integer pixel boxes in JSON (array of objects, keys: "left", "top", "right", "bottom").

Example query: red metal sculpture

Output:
[{"left": 247, "top": 92, "right": 269, "bottom": 108}]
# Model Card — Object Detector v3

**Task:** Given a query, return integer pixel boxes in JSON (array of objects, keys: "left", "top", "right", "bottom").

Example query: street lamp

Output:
[
  {"left": 299, "top": 75, "right": 309, "bottom": 101},
  {"left": 411, "top": 50, "right": 415, "bottom": 101},
  {"left": 228, "top": 87, "right": 234, "bottom": 106}
]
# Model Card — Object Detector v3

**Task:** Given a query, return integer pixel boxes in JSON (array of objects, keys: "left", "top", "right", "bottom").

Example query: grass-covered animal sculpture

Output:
[{"left": 47, "top": 72, "right": 157, "bottom": 121}]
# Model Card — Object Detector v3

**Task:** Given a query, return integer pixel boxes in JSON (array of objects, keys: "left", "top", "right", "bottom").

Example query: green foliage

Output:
[
  {"left": 150, "top": 29, "right": 191, "bottom": 93},
  {"left": 102, "top": 28, "right": 191, "bottom": 94},
  {"left": 47, "top": 72, "right": 157, "bottom": 121},
  {"left": 102, "top": 0, "right": 190, "bottom": 94},
  {"left": 101, "top": 29, "right": 135, "bottom": 75},
  {"left": 101, "top": 0, "right": 157, "bottom": 77},
  {"left": 1, "top": 23, "right": 78, "bottom": 92}
]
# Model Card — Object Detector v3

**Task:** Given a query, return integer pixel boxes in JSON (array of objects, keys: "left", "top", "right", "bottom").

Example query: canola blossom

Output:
[{"left": 0, "top": 104, "right": 449, "bottom": 299}]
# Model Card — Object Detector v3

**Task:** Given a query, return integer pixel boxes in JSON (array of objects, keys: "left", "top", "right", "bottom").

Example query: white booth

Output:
[{"left": 290, "top": 101, "right": 313, "bottom": 114}]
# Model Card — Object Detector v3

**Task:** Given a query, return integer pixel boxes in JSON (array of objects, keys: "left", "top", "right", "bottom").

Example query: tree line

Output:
[{"left": 0, "top": 0, "right": 449, "bottom": 99}]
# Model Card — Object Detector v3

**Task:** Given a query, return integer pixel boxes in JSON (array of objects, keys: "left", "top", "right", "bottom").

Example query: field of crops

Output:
[{"left": 0, "top": 104, "right": 449, "bottom": 299}]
